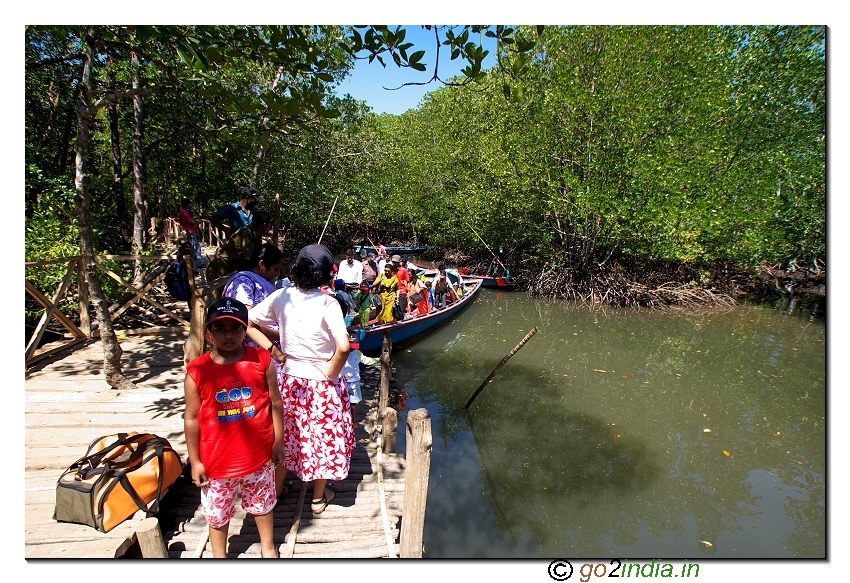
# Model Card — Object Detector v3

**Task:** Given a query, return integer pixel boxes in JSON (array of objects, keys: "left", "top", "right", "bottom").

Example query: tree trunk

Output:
[
  {"left": 252, "top": 67, "right": 284, "bottom": 235},
  {"left": 57, "top": 81, "right": 80, "bottom": 175},
  {"left": 108, "top": 100, "right": 129, "bottom": 245},
  {"left": 131, "top": 50, "right": 147, "bottom": 284},
  {"left": 76, "top": 27, "right": 136, "bottom": 391}
]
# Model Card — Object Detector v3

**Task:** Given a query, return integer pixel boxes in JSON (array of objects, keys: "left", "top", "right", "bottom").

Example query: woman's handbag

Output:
[
  {"left": 392, "top": 301, "right": 404, "bottom": 321},
  {"left": 410, "top": 292, "right": 423, "bottom": 305},
  {"left": 53, "top": 432, "right": 184, "bottom": 533}
]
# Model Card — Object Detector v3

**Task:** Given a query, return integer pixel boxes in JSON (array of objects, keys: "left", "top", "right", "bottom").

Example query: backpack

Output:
[
  {"left": 164, "top": 259, "right": 191, "bottom": 301},
  {"left": 435, "top": 276, "right": 448, "bottom": 293}
]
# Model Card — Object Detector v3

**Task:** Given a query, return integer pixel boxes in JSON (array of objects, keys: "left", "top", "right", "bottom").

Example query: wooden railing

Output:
[
  {"left": 182, "top": 260, "right": 234, "bottom": 364},
  {"left": 157, "top": 217, "right": 224, "bottom": 250},
  {"left": 25, "top": 253, "right": 190, "bottom": 368}
]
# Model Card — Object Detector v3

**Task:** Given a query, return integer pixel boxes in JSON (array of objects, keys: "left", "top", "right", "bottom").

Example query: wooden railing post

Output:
[
  {"left": 381, "top": 407, "right": 397, "bottom": 453},
  {"left": 77, "top": 257, "right": 91, "bottom": 336},
  {"left": 400, "top": 408, "right": 431, "bottom": 558},
  {"left": 379, "top": 330, "right": 392, "bottom": 414},
  {"left": 136, "top": 517, "right": 168, "bottom": 558},
  {"left": 183, "top": 254, "right": 208, "bottom": 364}
]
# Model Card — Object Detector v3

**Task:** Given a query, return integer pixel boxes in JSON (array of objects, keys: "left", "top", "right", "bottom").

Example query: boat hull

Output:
[
  {"left": 468, "top": 274, "right": 515, "bottom": 290},
  {"left": 353, "top": 279, "right": 482, "bottom": 355}
]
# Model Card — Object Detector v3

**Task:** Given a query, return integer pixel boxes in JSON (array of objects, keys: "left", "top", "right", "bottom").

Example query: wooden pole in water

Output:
[
  {"left": 463, "top": 326, "right": 539, "bottom": 409},
  {"left": 400, "top": 408, "right": 431, "bottom": 558},
  {"left": 317, "top": 195, "right": 338, "bottom": 245}
]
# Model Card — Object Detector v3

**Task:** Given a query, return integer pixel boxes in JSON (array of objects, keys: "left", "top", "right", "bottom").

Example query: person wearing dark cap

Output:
[
  {"left": 330, "top": 278, "right": 357, "bottom": 325},
  {"left": 246, "top": 243, "right": 354, "bottom": 514},
  {"left": 205, "top": 211, "right": 271, "bottom": 287},
  {"left": 183, "top": 297, "right": 284, "bottom": 558},
  {"left": 210, "top": 186, "right": 262, "bottom": 239}
]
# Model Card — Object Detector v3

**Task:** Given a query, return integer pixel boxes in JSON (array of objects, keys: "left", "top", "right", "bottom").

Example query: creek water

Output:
[{"left": 389, "top": 289, "right": 825, "bottom": 558}]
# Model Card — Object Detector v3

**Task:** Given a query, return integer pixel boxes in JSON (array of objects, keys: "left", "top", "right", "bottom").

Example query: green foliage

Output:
[
  {"left": 25, "top": 25, "right": 824, "bottom": 284},
  {"left": 353, "top": 25, "right": 824, "bottom": 271},
  {"left": 25, "top": 165, "right": 79, "bottom": 263}
]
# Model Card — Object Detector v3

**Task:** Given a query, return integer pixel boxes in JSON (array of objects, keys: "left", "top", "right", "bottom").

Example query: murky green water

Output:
[{"left": 392, "top": 290, "right": 825, "bottom": 558}]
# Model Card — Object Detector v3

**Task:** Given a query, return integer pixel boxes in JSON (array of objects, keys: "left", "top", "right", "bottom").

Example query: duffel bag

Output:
[{"left": 53, "top": 432, "right": 184, "bottom": 533}]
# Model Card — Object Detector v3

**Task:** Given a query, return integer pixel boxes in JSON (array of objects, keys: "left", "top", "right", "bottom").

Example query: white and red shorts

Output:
[{"left": 200, "top": 460, "right": 276, "bottom": 529}]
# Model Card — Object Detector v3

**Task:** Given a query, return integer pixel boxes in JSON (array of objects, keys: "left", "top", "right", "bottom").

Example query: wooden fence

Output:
[
  {"left": 25, "top": 253, "right": 193, "bottom": 368},
  {"left": 158, "top": 217, "right": 224, "bottom": 249}
]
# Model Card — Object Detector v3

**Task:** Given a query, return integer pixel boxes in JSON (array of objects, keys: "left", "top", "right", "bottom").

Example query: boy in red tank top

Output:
[{"left": 184, "top": 297, "right": 284, "bottom": 558}]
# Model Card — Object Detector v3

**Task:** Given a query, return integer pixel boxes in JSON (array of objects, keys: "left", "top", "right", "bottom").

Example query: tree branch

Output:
[{"left": 88, "top": 86, "right": 177, "bottom": 112}]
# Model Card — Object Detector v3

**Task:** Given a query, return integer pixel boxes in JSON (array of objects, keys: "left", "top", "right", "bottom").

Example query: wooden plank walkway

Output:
[{"left": 25, "top": 331, "right": 404, "bottom": 558}]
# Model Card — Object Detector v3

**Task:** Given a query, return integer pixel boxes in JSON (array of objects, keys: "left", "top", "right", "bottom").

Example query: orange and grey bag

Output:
[{"left": 53, "top": 432, "right": 184, "bottom": 532}]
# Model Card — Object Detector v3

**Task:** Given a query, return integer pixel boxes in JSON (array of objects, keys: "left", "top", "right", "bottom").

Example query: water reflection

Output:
[{"left": 394, "top": 292, "right": 825, "bottom": 558}]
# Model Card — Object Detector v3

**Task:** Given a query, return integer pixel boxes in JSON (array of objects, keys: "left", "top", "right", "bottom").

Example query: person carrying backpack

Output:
[{"left": 165, "top": 243, "right": 192, "bottom": 302}]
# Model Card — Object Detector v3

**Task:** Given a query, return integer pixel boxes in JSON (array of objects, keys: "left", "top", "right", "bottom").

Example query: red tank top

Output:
[{"left": 187, "top": 346, "right": 274, "bottom": 479}]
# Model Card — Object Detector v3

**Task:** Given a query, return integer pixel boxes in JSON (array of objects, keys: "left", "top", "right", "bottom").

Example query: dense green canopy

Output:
[{"left": 26, "top": 24, "right": 825, "bottom": 269}]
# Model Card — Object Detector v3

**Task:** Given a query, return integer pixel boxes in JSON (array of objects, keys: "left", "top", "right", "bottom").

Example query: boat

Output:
[
  {"left": 352, "top": 277, "right": 483, "bottom": 355},
  {"left": 459, "top": 267, "right": 515, "bottom": 290},
  {"left": 414, "top": 262, "right": 515, "bottom": 291},
  {"left": 354, "top": 244, "right": 431, "bottom": 256},
  {"left": 463, "top": 273, "right": 515, "bottom": 290},
  {"left": 409, "top": 263, "right": 464, "bottom": 287}
]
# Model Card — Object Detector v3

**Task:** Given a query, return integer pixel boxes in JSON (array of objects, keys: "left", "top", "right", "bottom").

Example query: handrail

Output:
[{"left": 25, "top": 251, "right": 191, "bottom": 368}]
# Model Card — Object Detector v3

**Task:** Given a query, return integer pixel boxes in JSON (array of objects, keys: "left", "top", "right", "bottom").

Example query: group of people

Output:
[
  {"left": 177, "top": 186, "right": 269, "bottom": 281},
  {"left": 336, "top": 247, "right": 460, "bottom": 327},
  {"left": 179, "top": 189, "right": 474, "bottom": 557},
  {"left": 185, "top": 242, "right": 383, "bottom": 558}
]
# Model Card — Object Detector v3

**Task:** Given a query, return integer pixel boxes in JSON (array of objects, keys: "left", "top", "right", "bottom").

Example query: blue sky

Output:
[{"left": 335, "top": 26, "right": 499, "bottom": 116}]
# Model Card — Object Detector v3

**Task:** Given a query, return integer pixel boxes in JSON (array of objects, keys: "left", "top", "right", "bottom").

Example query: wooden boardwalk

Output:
[{"left": 25, "top": 332, "right": 405, "bottom": 559}]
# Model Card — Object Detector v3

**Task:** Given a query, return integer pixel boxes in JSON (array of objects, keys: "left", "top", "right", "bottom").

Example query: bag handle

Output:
[
  {"left": 115, "top": 441, "right": 170, "bottom": 515},
  {"left": 75, "top": 433, "right": 152, "bottom": 480}
]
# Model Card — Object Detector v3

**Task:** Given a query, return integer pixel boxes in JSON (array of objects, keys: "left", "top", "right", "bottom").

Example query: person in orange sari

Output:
[{"left": 406, "top": 268, "right": 429, "bottom": 317}]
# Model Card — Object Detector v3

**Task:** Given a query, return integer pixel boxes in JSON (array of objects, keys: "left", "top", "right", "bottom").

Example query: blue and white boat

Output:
[
  {"left": 354, "top": 244, "right": 431, "bottom": 256},
  {"left": 352, "top": 277, "right": 483, "bottom": 355}
]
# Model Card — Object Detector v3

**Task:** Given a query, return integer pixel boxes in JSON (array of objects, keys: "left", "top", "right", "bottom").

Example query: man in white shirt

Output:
[{"left": 336, "top": 248, "right": 363, "bottom": 292}]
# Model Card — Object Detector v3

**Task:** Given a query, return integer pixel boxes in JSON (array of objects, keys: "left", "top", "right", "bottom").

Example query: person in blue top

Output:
[{"left": 211, "top": 186, "right": 261, "bottom": 239}]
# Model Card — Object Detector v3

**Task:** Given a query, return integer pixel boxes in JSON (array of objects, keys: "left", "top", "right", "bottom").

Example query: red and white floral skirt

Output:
[{"left": 279, "top": 373, "right": 355, "bottom": 482}]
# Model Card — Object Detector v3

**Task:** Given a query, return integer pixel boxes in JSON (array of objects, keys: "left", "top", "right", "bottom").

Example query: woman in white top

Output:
[{"left": 247, "top": 244, "right": 353, "bottom": 514}]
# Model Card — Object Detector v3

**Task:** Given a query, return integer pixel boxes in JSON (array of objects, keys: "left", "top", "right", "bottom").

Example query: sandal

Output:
[{"left": 310, "top": 489, "right": 335, "bottom": 514}]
